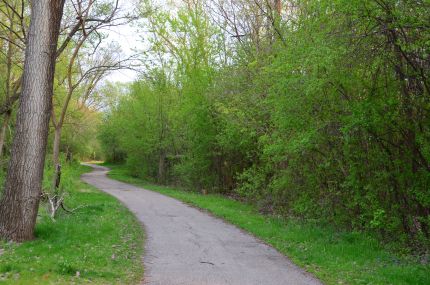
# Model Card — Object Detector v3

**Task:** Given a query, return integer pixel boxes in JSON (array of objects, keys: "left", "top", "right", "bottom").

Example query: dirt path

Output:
[{"left": 81, "top": 164, "right": 322, "bottom": 285}]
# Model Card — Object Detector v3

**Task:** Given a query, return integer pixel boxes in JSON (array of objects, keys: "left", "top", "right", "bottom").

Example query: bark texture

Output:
[
  {"left": 52, "top": 126, "right": 61, "bottom": 187},
  {"left": 0, "top": 0, "right": 66, "bottom": 242}
]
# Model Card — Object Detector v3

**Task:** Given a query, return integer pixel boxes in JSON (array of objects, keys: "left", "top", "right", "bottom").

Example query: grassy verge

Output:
[
  {"left": 0, "top": 163, "right": 144, "bottom": 284},
  {"left": 105, "top": 163, "right": 429, "bottom": 285}
]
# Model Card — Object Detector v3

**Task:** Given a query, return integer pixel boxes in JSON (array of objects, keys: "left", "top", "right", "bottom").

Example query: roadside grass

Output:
[
  {"left": 104, "top": 163, "right": 430, "bottom": 285},
  {"left": 0, "top": 163, "right": 144, "bottom": 285}
]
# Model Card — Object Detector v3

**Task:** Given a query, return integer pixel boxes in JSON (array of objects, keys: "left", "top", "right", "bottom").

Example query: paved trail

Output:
[{"left": 82, "top": 164, "right": 322, "bottom": 285}]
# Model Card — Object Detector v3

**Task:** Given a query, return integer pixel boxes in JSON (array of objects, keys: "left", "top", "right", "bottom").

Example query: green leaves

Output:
[{"left": 99, "top": 0, "right": 430, "bottom": 250}]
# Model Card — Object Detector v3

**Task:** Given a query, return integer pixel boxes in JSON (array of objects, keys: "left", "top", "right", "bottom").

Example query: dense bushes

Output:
[{"left": 99, "top": 0, "right": 430, "bottom": 249}]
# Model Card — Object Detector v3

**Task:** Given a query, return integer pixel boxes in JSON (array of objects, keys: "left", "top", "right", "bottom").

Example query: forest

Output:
[
  {"left": 0, "top": 0, "right": 429, "bottom": 284},
  {"left": 100, "top": 0, "right": 430, "bottom": 250}
]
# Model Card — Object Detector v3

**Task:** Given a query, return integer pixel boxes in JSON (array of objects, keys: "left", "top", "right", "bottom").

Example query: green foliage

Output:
[{"left": 100, "top": 0, "right": 430, "bottom": 249}]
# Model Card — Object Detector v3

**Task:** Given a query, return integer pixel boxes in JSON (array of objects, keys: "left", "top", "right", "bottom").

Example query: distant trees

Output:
[
  {"left": 101, "top": 0, "right": 430, "bottom": 249},
  {"left": 0, "top": 0, "right": 26, "bottom": 159},
  {"left": 50, "top": 0, "right": 131, "bottom": 200}
]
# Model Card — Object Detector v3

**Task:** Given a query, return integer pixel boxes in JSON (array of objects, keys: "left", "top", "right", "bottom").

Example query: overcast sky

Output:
[
  {"left": 104, "top": 1, "right": 141, "bottom": 83},
  {"left": 102, "top": 0, "right": 186, "bottom": 83}
]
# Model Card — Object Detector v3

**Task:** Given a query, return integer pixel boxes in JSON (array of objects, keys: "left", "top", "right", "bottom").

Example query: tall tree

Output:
[
  {"left": 0, "top": 0, "right": 66, "bottom": 242},
  {"left": 50, "top": 1, "right": 131, "bottom": 192}
]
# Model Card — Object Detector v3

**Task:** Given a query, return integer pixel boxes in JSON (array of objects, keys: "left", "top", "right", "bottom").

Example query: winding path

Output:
[{"left": 81, "top": 164, "right": 322, "bottom": 285}]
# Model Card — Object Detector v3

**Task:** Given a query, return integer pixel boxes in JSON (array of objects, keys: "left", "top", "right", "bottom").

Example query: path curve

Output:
[{"left": 81, "top": 164, "right": 322, "bottom": 285}]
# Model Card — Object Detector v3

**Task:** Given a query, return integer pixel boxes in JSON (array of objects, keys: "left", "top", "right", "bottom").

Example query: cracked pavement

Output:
[{"left": 82, "top": 164, "right": 322, "bottom": 285}]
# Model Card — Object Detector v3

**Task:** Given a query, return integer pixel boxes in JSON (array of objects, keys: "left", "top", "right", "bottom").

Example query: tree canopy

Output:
[{"left": 99, "top": 0, "right": 430, "bottom": 250}]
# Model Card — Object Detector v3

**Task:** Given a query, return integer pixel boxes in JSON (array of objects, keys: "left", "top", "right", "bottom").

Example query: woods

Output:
[
  {"left": 0, "top": 0, "right": 428, "bottom": 281},
  {"left": 100, "top": 0, "right": 430, "bottom": 250}
]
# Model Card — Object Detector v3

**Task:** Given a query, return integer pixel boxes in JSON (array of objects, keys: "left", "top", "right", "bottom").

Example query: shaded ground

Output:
[{"left": 82, "top": 164, "right": 321, "bottom": 285}]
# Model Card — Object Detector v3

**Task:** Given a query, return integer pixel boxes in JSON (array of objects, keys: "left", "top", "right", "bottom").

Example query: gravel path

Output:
[{"left": 81, "top": 164, "right": 322, "bottom": 285}]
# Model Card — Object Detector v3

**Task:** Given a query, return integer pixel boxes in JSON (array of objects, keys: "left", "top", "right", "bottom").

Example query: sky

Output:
[
  {"left": 104, "top": 1, "right": 141, "bottom": 83},
  {"left": 102, "top": 0, "right": 184, "bottom": 83}
]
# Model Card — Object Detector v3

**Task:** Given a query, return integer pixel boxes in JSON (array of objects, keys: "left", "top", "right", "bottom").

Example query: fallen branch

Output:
[{"left": 60, "top": 202, "right": 88, "bottom": 214}]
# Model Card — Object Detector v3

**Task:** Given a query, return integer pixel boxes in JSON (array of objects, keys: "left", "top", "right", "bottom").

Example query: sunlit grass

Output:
[{"left": 0, "top": 164, "right": 144, "bottom": 284}]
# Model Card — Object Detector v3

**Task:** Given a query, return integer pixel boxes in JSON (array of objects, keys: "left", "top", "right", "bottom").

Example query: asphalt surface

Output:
[{"left": 81, "top": 164, "right": 322, "bottom": 285}]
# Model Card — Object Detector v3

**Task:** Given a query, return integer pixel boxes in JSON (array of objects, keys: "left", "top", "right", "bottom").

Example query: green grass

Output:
[
  {"left": 104, "top": 163, "right": 430, "bottom": 285},
  {"left": 0, "top": 163, "right": 144, "bottom": 284}
]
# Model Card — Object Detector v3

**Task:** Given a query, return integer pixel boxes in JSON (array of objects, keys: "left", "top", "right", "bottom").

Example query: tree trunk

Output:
[
  {"left": 0, "top": 112, "right": 11, "bottom": 158},
  {"left": 52, "top": 126, "right": 62, "bottom": 188},
  {"left": 52, "top": 127, "right": 61, "bottom": 166},
  {"left": 65, "top": 146, "right": 72, "bottom": 163},
  {"left": 0, "top": 0, "right": 66, "bottom": 242},
  {"left": 158, "top": 151, "right": 166, "bottom": 184},
  {"left": 275, "top": 0, "right": 282, "bottom": 15}
]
